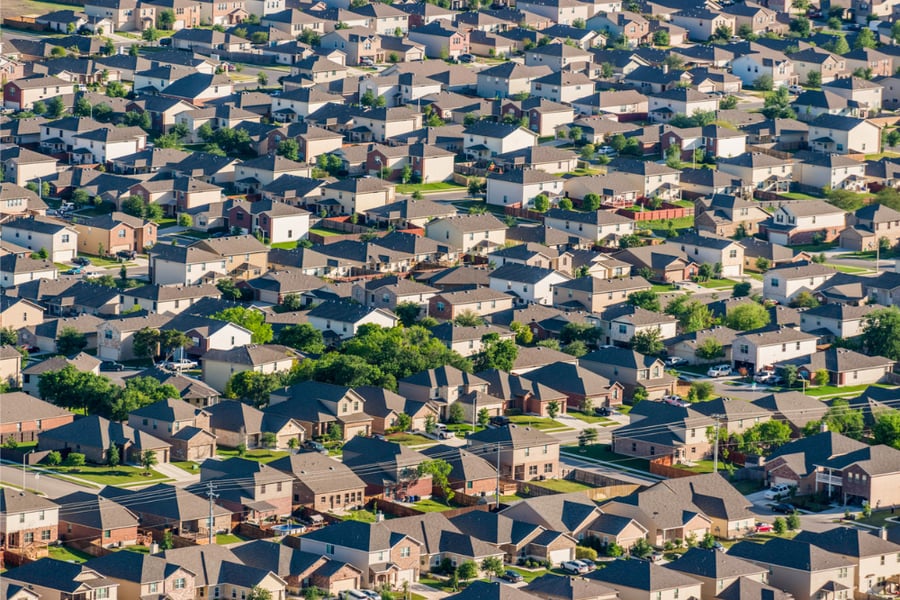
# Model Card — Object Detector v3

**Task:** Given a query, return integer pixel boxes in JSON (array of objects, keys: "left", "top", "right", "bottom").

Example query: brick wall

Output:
[{"left": 60, "top": 522, "right": 138, "bottom": 549}]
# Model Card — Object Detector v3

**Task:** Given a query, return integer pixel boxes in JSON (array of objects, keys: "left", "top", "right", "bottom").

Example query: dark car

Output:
[
  {"left": 100, "top": 361, "right": 125, "bottom": 372},
  {"left": 72, "top": 256, "right": 92, "bottom": 266},
  {"left": 117, "top": 250, "right": 136, "bottom": 260},
  {"left": 458, "top": 53, "right": 475, "bottom": 63},
  {"left": 490, "top": 415, "right": 510, "bottom": 427},
  {"left": 771, "top": 502, "right": 796, "bottom": 514},
  {"left": 595, "top": 406, "right": 610, "bottom": 416},
  {"left": 501, "top": 570, "right": 524, "bottom": 583}
]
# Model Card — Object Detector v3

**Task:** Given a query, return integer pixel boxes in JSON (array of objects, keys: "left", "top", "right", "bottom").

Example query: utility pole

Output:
[
  {"left": 206, "top": 481, "right": 218, "bottom": 545},
  {"left": 711, "top": 414, "right": 724, "bottom": 473},
  {"left": 494, "top": 441, "right": 501, "bottom": 506}
]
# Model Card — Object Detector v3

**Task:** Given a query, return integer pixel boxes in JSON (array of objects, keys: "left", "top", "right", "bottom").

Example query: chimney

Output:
[
  {"left": 881, "top": 527, "right": 888, "bottom": 540},
  {"left": 375, "top": 511, "right": 385, "bottom": 523},
  {"left": 820, "top": 421, "right": 829, "bottom": 433},
  {"left": 662, "top": 63, "right": 669, "bottom": 74}
]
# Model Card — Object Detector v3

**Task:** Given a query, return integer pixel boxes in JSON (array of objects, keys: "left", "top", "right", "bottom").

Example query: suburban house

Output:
[
  {"left": 207, "top": 400, "right": 305, "bottom": 449},
  {"left": 580, "top": 347, "right": 675, "bottom": 400},
  {"left": 0, "top": 391, "right": 74, "bottom": 445},
  {"left": 763, "top": 262, "right": 838, "bottom": 305},
  {"left": 611, "top": 402, "right": 714, "bottom": 463},
  {"left": 0, "top": 488, "right": 60, "bottom": 552},
  {"left": 306, "top": 300, "right": 399, "bottom": 341},
  {"left": 763, "top": 201, "right": 848, "bottom": 246},
  {"left": 543, "top": 209, "right": 635, "bottom": 245},
  {"left": 269, "top": 452, "right": 366, "bottom": 514},
  {"left": 467, "top": 424, "right": 560, "bottom": 482},
  {"left": 56, "top": 492, "right": 140, "bottom": 551},
  {"left": 267, "top": 380, "right": 373, "bottom": 440},
  {"left": 127, "top": 398, "right": 217, "bottom": 462},
  {"left": 732, "top": 327, "right": 818, "bottom": 374},
  {"left": 3, "top": 560, "right": 120, "bottom": 600},
  {"left": 1, "top": 217, "right": 78, "bottom": 262},
  {"left": 808, "top": 114, "right": 881, "bottom": 154},
  {"left": 38, "top": 414, "right": 172, "bottom": 465},
  {"left": 201, "top": 344, "right": 299, "bottom": 392}
]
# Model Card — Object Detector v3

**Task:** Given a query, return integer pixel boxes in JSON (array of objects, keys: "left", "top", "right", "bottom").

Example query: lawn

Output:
[
  {"left": 309, "top": 227, "right": 344, "bottom": 237},
  {"left": 805, "top": 384, "right": 893, "bottom": 398},
  {"left": 532, "top": 478, "right": 596, "bottom": 493},
  {"left": 413, "top": 498, "right": 456, "bottom": 512},
  {"left": 852, "top": 509, "right": 899, "bottom": 529},
  {"left": 47, "top": 464, "right": 168, "bottom": 486},
  {"left": 216, "top": 533, "right": 246, "bottom": 545},
  {"left": 561, "top": 445, "right": 651, "bottom": 473},
  {"left": 790, "top": 241, "right": 838, "bottom": 253},
  {"left": 651, "top": 284, "right": 679, "bottom": 293},
  {"left": 446, "top": 423, "right": 485, "bottom": 435},
  {"left": 504, "top": 567, "right": 550, "bottom": 583},
  {"left": 170, "top": 461, "right": 200, "bottom": 474},
  {"left": 395, "top": 182, "right": 465, "bottom": 194},
  {"left": 14, "top": 0, "right": 84, "bottom": 15},
  {"left": 216, "top": 448, "right": 289, "bottom": 463},
  {"left": 270, "top": 241, "right": 298, "bottom": 250},
  {"left": 778, "top": 192, "right": 821, "bottom": 200},
  {"left": 864, "top": 152, "right": 900, "bottom": 161},
  {"left": 644, "top": 216, "right": 695, "bottom": 233},
  {"left": 674, "top": 459, "right": 718, "bottom": 473},
  {"left": 122, "top": 545, "right": 151, "bottom": 554},
  {"left": 154, "top": 217, "right": 178, "bottom": 229},
  {"left": 567, "top": 410, "right": 616, "bottom": 426},
  {"left": 508, "top": 415, "right": 568, "bottom": 430},
  {"left": 48, "top": 545, "right": 94, "bottom": 563},
  {"left": 342, "top": 509, "right": 380, "bottom": 523},
  {"left": 697, "top": 278, "right": 737, "bottom": 289},
  {"left": 824, "top": 263, "right": 871, "bottom": 274},
  {"left": 387, "top": 432, "right": 436, "bottom": 446},
  {"left": 731, "top": 479, "right": 765, "bottom": 495},
  {"left": 500, "top": 493, "right": 524, "bottom": 503},
  {"left": 78, "top": 253, "right": 123, "bottom": 267}
]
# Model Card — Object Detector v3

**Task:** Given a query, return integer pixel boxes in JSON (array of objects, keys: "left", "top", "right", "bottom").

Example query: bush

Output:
[
  {"left": 66, "top": 452, "right": 86, "bottom": 467},
  {"left": 773, "top": 517, "right": 787, "bottom": 534},
  {"left": 45, "top": 450, "right": 62, "bottom": 466},
  {"left": 576, "top": 546, "right": 598, "bottom": 561}
]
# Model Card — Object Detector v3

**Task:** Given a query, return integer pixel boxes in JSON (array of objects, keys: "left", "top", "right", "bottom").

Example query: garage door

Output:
[
  {"left": 549, "top": 548, "right": 573, "bottom": 565},
  {"left": 98, "top": 345, "right": 119, "bottom": 361}
]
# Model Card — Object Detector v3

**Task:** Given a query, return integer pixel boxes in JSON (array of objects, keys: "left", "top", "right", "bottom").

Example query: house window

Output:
[
  {"left": 96, "top": 589, "right": 109, "bottom": 600},
  {"left": 149, "top": 583, "right": 159, "bottom": 593},
  {"left": 24, "top": 532, "right": 34, "bottom": 543},
  {"left": 528, "top": 465, "right": 538, "bottom": 475},
  {"left": 42, "top": 530, "right": 51, "bottom": 541},
  {"left": 401, "top": 546, "right": 411, "bottom": 557},
  {"left": 325, "top": 543, "right": 335, "bottom": 555},
  {"left": 771, "top": 278, "right": 779, "bottom": 287},
  {"left": 544, "top": 463, "right": 553, "bottom": 473},
  {"left": 104, "top": 529, "right": 111, "bottom": 538}
]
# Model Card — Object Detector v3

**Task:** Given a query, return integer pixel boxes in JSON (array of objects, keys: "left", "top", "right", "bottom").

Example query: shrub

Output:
[
  {"left": 45, "top": 451, "right": 62, "bottom": 466},
  {"left": 66, "top": 452, "right": 86, "bottom": 467}
]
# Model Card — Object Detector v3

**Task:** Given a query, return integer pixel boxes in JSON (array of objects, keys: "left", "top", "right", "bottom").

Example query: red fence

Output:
[{"left": 617, "top": 202, "right": 690, "bottom": 222}]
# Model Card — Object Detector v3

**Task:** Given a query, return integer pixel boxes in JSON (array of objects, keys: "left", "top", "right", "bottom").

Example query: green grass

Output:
[
  {"left": 790, "top": 241, "right": 838, "bottom": 253},
  {"left": 342, "top": 509, "right": 380, "bottom": 522},
  {"left": 864, "top": 152, "right": 900, "bottom": 161},
  {"left": 852, "top": 509, "right": 899, "bottom": 529},
  {"left": 446, "top": 423, "right": 485, "bottom": 435},
  {"left": 567, "top": 410, "right": 616, "bottom": 425},
  {"left": 778, "top": 192, "right": 821, "bottom": 200},
  {"left": 309, "top": 227, "right": 344, "bottom": 237},
  {"left": 47, "top": 465, "right": 168, "bottom": 486},
  {"left": 508, "top": 415, "right": 567, "bottom": 430},
  {"left": 122, "top": 545, "right": 151, "bottom": 554},
  {"left": 697, "top": 278, "right": 737, "bottom": 289},
  {"left": 836, "top": 250, "right": 900, "bottom": 260},
  {"left": 413, "top": 498, "right": 456, "bottom": 512},
  {"left": 19, "top": 0, "right": 86, "bottom": 15},
  {"left": 500, "top": 493, "right": 524, "bottom": 503},
  {"left": 387, "top": 432, "right": 436, "bottom": 446},
  {"left": 216, "top": 448, "right": 289, "bottom": 463},
  {"left": 270, "top": 241, "right": 298, "bottom": 250},
  {"left": 504, "top": 567, "right": 550, "bottom": 583},
  {"left": 154, "top": 217, "right": 178, "bottom": 229},
  {"left": 78, "top": 253, "right": 123, "bottom": 267},
  {"left": 561, "top": 445, "right": 651, "bottom": 473},
  {"left": 395, "top": 182, "right": 465, "bottom": 194},
  {"left": 216, "top": 533, "right": 245, "bottom": 545},
  {"left": 48, "top": 545, "right": 93, "bottom": 563},
  {"left": 731, "top": 479, "right": 765, "bottom": 495},
  {"left": 824, "top": 263, "right": 871, "bottom": 274},
  {"left": 170, "top": 461, "right": 200, "bottom": 474},
  {"left": 673, "top": 459, "right": 718, "bottom": 473},
  {"left": 651, "top": 284, "right": 678, "bottom": 293},
  {"left": 644, "top": 216, "right": 695, "bottom": 234},
  {"left": 805, "top": 384, "right": 893, "bottom": 397},
  {"left": 532, "top": 478, "right": 596, "bottom": 493}
]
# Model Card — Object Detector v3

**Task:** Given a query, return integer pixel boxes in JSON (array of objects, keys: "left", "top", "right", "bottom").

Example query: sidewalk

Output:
[{"left": 154, "top": 462, "right": 200, "bottom": 483}]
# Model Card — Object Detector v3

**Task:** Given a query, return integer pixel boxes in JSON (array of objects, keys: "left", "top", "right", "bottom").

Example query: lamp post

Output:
[{"left": 22, "top": 449, "right": 35, "bottom": 491}]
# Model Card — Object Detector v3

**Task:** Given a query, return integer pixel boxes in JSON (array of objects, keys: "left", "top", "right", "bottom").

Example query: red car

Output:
[{"left": 755, "top": 522, "right": 774, "bottom": 533}]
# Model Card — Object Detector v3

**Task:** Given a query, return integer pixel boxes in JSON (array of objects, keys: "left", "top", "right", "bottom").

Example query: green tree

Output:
[
  {"left": 418, "top": 458, "right": 454, "bottom": 503},
  {"left": 547, "top": 400, "right": 560, "bottom": 419},
  {"left": 107, "top": 443, "right": 120, "bottom": 467},
  {"left": 157, "top": 9, "right": 175, "bottom": 29},
  {"left": 755, "top": 257, "right": 770, "bottom": 272},
  {"left": 606, "top": 542, "right": 624, "bottom": 557},
  {"left": 474, "top": 333, "right": 518, "bottom": 372},
  {"left": 773, "top": 517, "right": 787, "bottom": 534},
  {"left": 177, "top": 213, "right": 193, "bottom": 228},
  {"left": 631, "top": 538, "right": 652, "bottom": 558},
  {"left": 628, "top": 290, "right": 660, "bottom": 312},
  {"left": 216, "top": 278, "right": 243, "bottom": 301},
  {"left": 454, "top": 309, "right": 484, "bottom": 326},
  {"left": 122, "top": 195, "right": 146, "bottom": 218},
  {"left": 395, "top": 412, "right": 412, "bottom": 432},
  {"left": 448, "top": 402, "right": 465, "bottom": 425},
  {"left": 720, "top": 95, "right": 738, "bottom": 109},
  {"left": 807, "top": 71, "right": 821, "bottom": 87},
  {"left": 690, "top": 381, "right": 714, "bottom": 402},
  {"left": 725, "top": 303, "right": 771, "bottom": 330},
  {"left": 260, "top": 432, "right": 278, "bottom": 449},
  {"left": 276, "top": 324, "right": 325, "bottom": 354},
  {"left": 583, "top": 193, "right": 602, "bottom": 211},
  {"left": 873, "top": 410, "right": 900, "bottom": 449},
  {"left": 813, "top": 368, "right": 830, "bottom": 386},
  {"left": 631, "top": 328, "right": 663, "bottom": 355},
  {"left": 825, "top": 400, "right": 865, "bottom": 439},
  {"left": 790, "top": 291, "right": 820, "bottom": 308},
  {"left": 393, "top": 302, "right": 421, "bottom": 328},
  {"left": 0, "top": 327, "right": 17, "bottom": 346},
  {"left": 481, "top": 556, "right": 505, "bottom": 579},
  {"left": 225, "top": 371, "right": 282, "bottom": 408},
  {"left": 47, "top": 97, "right": 66, "bottom": 118},
  {"left": 790, "top": 16, "right": 811, "bottom": 36},
  {"left": 66, "top": 452, "right": 86, "bottom": 467},
  {"left": 457, "top": 560, "right": 478, "bottom": 583},
  {"left": 46, "top": 451, "right": 62, "bottom": 466},
  {"left": 212, "top": 306, "right": 273, "bottom": 344},
  {"left": 696, "top": 337, "right": 725, "bottom": 360},
  {"left": 854, "top": 27, "right": 876, "bottom": 49},
  {"left": 533, "top": 194, "right": 550, "bottom": 212},
  {"left": 863, "top": 306, "right": 900, "bottom": 360},
  {"left": 786, "top": 512, "right": 801, "bottom": 530},
  {"left": 276, "top": 138, "right": 299, "bottom": 161},
  {"left": 247, "top": 587, "right": 272, "bottom": 600},
  {"left": 477, "top": 407, "right": 490, "bottom": 428},
  {"left": 754, "top": 74, "right": 774, "bottom": 91},
  {"left": 56, "top": 327, "right": 87, "bottom": 356},
  {"left": 509, "top": 321, "right": 533, "bottom": 345},
  {"left": 781, "top": 364, "right": 799, "bottom": 389},
  {"left": 762, "top": 86, "right": 796, "bottom": 119},
  {"left": 653, "top": 29, "right": 669, "bottom": 46}
]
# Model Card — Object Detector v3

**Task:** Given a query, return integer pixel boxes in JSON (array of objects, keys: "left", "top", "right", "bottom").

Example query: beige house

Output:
[
  {"left": 425, "top": 213, "right": 507, "bottom": 256},
  {"left": 96, "top": 313, "right": 173, "bottom": 362},
  {"left": 201, "top": 344, "right": 299, "bottom": 393},
  {"left": 1, "top": 147, "right": 58, "bottom": 187},
  {"left": 718, "top": 152, "right": 793, "bottom": 194},
  {"left": 808, "top": 114, "right": 881, "bottom": 155},
  {"left": 590, "top": 558, "right": 704, "bottom": 600},
  {"left": 0, "top": 296, "right": 44, "bottom": 331},
  {"left": 321, "top": 178, "right": 396, "bottom": 216},
  {"left": 666, "top": 548, "right": 769, "bottom": 600},
  {"left": 2, "top": 76, "right": 76, "bottom": 110},
  {"left": 763, "top": 262, "right": 837, "bottom": 305},
  {"left": 0, "top": 345, "right": 22, "bottom": 389},
  {"left": 431, "top": 322, "right": 517, "bottom": 358},
  {"left": 467, "top": 424, "right": 560, "bottom": 482},
  {"left": 795, "top": 527, "right": 900, "bottom": 598},
  {"left": 664, "top": 231, "right": 744, "bottom": 278},
  {"left": 428, "top": 288, "right": 515, "bottom": 320},
  {"left": 1, "top": 217, "right": 78, "bottom": 262},
  {"left": 764, "top": 201, "right": 848, "bottom": 247},
  {"left": 732, "top": 327, "right": 819, "bottom": 374},
  {"left": 551, "top": 276, "right": 651, "bottom": 313},
  {"left": 543, "top": 208, "right": 635, "bottom": 245},
  {"left": 207, "top": 400, "right": 305, "bottom": 449}
]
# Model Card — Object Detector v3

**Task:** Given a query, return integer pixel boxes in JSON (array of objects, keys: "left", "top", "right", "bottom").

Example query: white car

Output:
[
  {"left": 163, "top": 358, "right": 199, "bottom": 370},
  {"left": 562, "top": 560, "right": 590, "bottom": 574},
  {"left": 789, "top": 84, "right": 804, "bottom": 94},
  {"left": 597, "top": 145, "right": 617, "bottom": 156},
  {"left": 764, "top": 483, "right": 793, "bottom": 500},
  {"left": 665, "top": 356, "right": 687, "bottom": 367},
  {"left": 707, "top": 364, "right": 733, "bottom": 377}
]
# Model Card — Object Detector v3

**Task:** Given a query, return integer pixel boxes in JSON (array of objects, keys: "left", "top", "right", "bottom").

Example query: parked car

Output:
[
  {"left": 649, "top": 551, "right": 665, "bottom": 563},
  {"left": 360, "top": 57, "right": 375, "bottom": 66},
  {"left": 788, "top": 84, "right": 804, "bottom": 94},
  {"left": 754, "top": 522, "right": 774, "bottom": 533},
  {"left": 100, "top": 361, "right": 125, "bottom": 372},
  {"left": 162, "top": 358, "right": 199, "bottom": 370},
  {"left": 562, "top": 560, "right": 590, "bottom": 574},
  {"left": 458, "top": 53, "right": 475, "bottom": 63},
  {"left": 64, "top": 267, "right": 83, "bottom": 275},
  {"left": 664, "top": 356, "right": 687, "bottom": 366},
  {"left": 72, "top": 256, "right": 92, "bottom": 266},
  {"left": 305, "top": 440, "right": 328, "bottom": 454},
  {"left": 159, "top": 37, "right": 172, "bottom": 45},
  {"left": 117, "top": 250, "right": 136, "bottom": 260},
  {"left": 771, "top": 502, "right": 796, "bottom": 514},
  {"left": 754, "top": 371, "right": 782, "bottom": 385},
  {"left": 595, "top": 406, "right": 611, "bottom": 417},
  {"left": 707, "top": 364, "right": 733, "bottom": 377},
  {"left": 490, "top": 415, "right": 510, "bottom": 427},
  {"left": 439, "top": 430, "right": 455, "bottom": 440},
  {"left": 597, "top": 145, "right": 617, "bottom": 156},
  {"left": 764, "top": 483, "right": 793, "bottom": 500},
  {"left": 501, "top": 570, "right": 524, "bottom": 583}
]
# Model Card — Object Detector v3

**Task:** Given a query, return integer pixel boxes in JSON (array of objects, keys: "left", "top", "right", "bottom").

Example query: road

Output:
[{"left": 0, "top": 463, "right": 93, "bottom": 499}]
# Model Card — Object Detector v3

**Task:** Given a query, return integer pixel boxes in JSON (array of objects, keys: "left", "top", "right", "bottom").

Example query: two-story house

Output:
[
  {"left": 1, "top": 216, "right": 77, "bottom": 262},
  {"left": 762, "top": 201, "right": 847, "bottom": 246},
  {"left": 128, "top": 398, "right": 216, "bottom": 462},
  {"left": 580, "top": 346, "right": 675, "bottom": 400},
  {"left": 467, "top": 424, "right": 560, "bottom": 482},
  {"left": 732, "top": 326, "right": 818, "bottom": 374},
  {"left": 665, "top": 232, "right": 744, "bottom": 278},
  {"left": 808, "top": 114, "right": 881, "bottom": 155},
  {"left": 267, "top": 380, "right": 373, "bottom": 440},
  {"left": 0, "top": 489, "right": 59, "bottom": 552},
  {"left": 543, "top": 208, "right": 634, "bottom": 245},
  {"left": 425, "top": 213, "right": 507, "bottom": 256}
]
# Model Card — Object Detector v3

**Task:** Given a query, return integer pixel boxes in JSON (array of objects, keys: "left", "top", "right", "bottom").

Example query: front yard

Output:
[
  {"left": 216, "top": 448, "right": 289, "bottom": 463},
  {"left": 387, "top": 432, "right": 436, "bottom": 446},
  {"left": 508, "top": 415, "right": 569, "bottom": 430},
  {"left": 566, "top": 410, "right": 616, "bottom": 426},
  {"left": 561, "top": 445, "right": 651, "bottom": 473},
  {"left": 46, "top": 464, "right": 169, "bottom": 486},
  {"left": 395, "top": 182, "right": 465, "bottom": 194}
]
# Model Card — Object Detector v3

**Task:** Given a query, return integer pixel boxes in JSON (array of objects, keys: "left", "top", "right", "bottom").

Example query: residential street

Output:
[{"left": 0, "top": 463, "right": 94, "bottom": 498}]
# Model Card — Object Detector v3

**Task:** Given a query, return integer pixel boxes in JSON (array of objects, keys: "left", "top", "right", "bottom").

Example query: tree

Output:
[
  {"left": 277, "top": 324, "right": 325, "bottom": 354},
  {"left": 454, "top": 309, "right": 484, "bottom": 326},
  {"left": 855, "top": 27, "right": 876, "bottom": 49},
  {"left": 754, "top": 74, "right": 774, "bottom": 91},
  {"left": 762, "top": 86, "right": 796, "bottom": 119},
  {"left": 457, "top": 561, "right": 478, "bottom": 583},
  {"left": 533, "top": 194, "right": 550, "bottom": 212},
  {"left": 391, "top": 301, "right": 420, "bottom": 328},
  {"left": 33, "top": 100, "right": 48, "bottom": 115},
  {"left": 631, "top": 328, "right": 663, "bottom": 355},
  {"left": 863, "top": 306, "right": 900, "bottom": 360},
  {"left": 827, "top": 35, "right": 851, "bottom": 55},
  {"left": 425, "top": 414, "right": 437, "bottom": 435},
  {"left": 66, "top": 452, "right": 86, "bottom": 467},
  {"left": 720, "top": 95, "right": 739, "bottom": 109},
  {"left": 733, "top": 281, "right": 752, "bottom": 297},
  {"left": 773, "top": 517, "right": 787, "bottom": 534},
  {"left": 628, "top": 290, "right": 660, "bottom": 312},
  {"left": 583, "top": 193, "right": 602, "bottom": 211},
  {"left": 653, "top": 29, "right": 669, "bottom": 46},
  {"left": 690, "top": 381, "right": 714, "bottom": 402},
  {"left": 157, "top": 9, "right": 175, "bottom": 29},
  {"left": 825, "top": 400, "right": 865, "bottom": 439},
  {"left": 696, "top": 337, "right": 725, "bottom": 360},
  {"left": 568, "top": 126, "right": 583, "bottom": 142},
  {"left": 580, "top": 144, "right": 596, "bottom": 161},
  {"left": 712, "top": 24, "right": 733, "bottom": 41},
  {"left": 481, "top": 556, "right": 505, "bottom": 579},
  {"left": 0, "top": 327, "right": 17, "bottom": 346},
  {"left": 725, "top": 303, "right": 771, "bottom": 330},
  {"left": 807, "top": 71, "right": 822, "bottom": 87},
  {"left": 247, "top": 587, "right": 272, "bottom": 600},
  {"left": 122, "top": 195, "right": 146, "bottom": 218},
  {"left": 259, "top": 431, "right": 277, "bottom": 449},
  {"left": 786, "top": 512, "right": 801, "bottom": 530},
  {"left": 159, "top": 529, "right": 175, "bottom": 550},
  {"left": 576, "top": 546, "right": 598, "bottom": 561},
  {"left": 700, "top": 533, "right": 717, "bottom": 549},
  {"left": 56, "top": 327, "right": 88, "bottom": 356},
  {"left": 447, "top": 402, "right": 466, "bottom": 425},
  {"left": 579, "top": 428, "right": 598, "bottom": 448},
  {"left": 547, "top": 400, "right": 560, "bottom": 419},
  {"left": 474, "top": 333, "right": 518, "bottom": 372},
  {"left": 813, "top": 368, "right": 830, "bottom": 387},
  {"left": 790, "top": 291, "right": 820, "bottom": 308},
  {"left": 509, "top": 321, "right": 533, "bottom": 345},
  {"left": 107, "top": 443, "right": 120, "bottom": 467},
  {"left": 873, "top": 410, "right": 900, "bottom": 449},
  {"left": 606, "top": 542, "right": 624, "bottom": 557},
  {"left": 257, "top": 72, "right": 268, "bottom": 87},
  {"left": 755, "top": 257, "right": 770, "bottom": 272},
  {"left": 781, "top": 364, "right": 799, "bottom": 389},
  {"left": 47, "top": 97, "right": 66, "bottom": 118},
  {"left": 418, "top": 458, "right": 454, "bottom": 503},
  {"left": 212, "top": 307, "right": 273, "bottom": 344},
  {"left": 631, "top": 538, "right": 652, "bottom": 558},
  {"left": 790, "top": 16, "right": 811, "bottom": 36},
  {"left": 665, "top": 143, "right": 682, "bottom": 168},
  {"left": 46, "top": 450, "right": 62, "bottom": 466},
  {"left": 225, "top": 371, "right": 282, "bottom": 407},
  {"left": 276, "top": 139, "right": 299, "bottom": 161}
]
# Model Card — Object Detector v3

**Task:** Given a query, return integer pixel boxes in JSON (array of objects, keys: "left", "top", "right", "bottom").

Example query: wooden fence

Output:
[
  {"left": 3, "top": 16, "right": 47, "bottom": 30},
  {"left": 619, "top": 204, "right": 689, "bottom": 222},
  {"left": 504, "top": 205, "right": 545, "bottom": 221}
]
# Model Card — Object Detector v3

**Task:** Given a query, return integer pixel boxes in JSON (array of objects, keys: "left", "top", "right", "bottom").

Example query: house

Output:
[
  {"left": 398, "top": 365, "right": 489, "bottom": 419},
  {"left": 664, "top": 326, "right": 739, "bottom": 366},
  {"left": 695, "top": 194, "right": 770, "bottom": 238},
  {"left": 763, "top": 262, "right": 838, "bottom": 304},
  {"left": 231, "top": 540, "right": 363, "bottom": 596},
  {"left": 598, "top": 304, "right": 678, "bottom": 348},
  {"left": 196, "top": 457, "right": 294, "bottom": 521},
  {"left": 582, "top": 514, "right": 648, "bottom": 551},
  {"left": 587, "top": 11, "right": 649, "bottom": 47},
  {"left": 462, "top": 121, "right": 538, "bottom": 160},
  {"left": 306, "top": 300, "right": 398, "bottom": 341},
  {"left": 83, "top": 551, "right": 199, "bottom": 600},
  {"left": 794, "top": 527, "right": 900, "bottom": 598},
  {"left": 128, "top": 398, "right": 216, "bottom": 462},
  {"left": 408, "top": 22, "right": 468, "bottom": 59},
  {"left": 789, "top": 48, "right": 847, "bottom": 85},
  {"left": 56, "top": 491, "right": 139, "bottom": 550},
  {"left": 587, "top": 555, "right": 704, "bottom": 600},
  {"left": 420, "top": 444, "right": 499, "bottom": 496},
  {"left": 127, "top": 367, "right": 221, "bottom": 407},
  {"left": 201, "top": 344, "right": 299, "bottom": 393},
  {"left": 171, "top": 28, "right": 250, "bottom": 53},
  {"left": 581, "top": 347, "right": 675, "bottom": 401},
  {"left": 431, "top": 323, "right": 517, "bottom": 358},
  {"left": 665, "top": 548, "right": 769, "bottom": 600},
  {"left": 486, "top": 169, "right": 565, "bottom": 209},
  {"left": 119, "top": 283, "right": 220, "bottom": 315},
  {"left": 730, "top": 45, "right": 796, "bottom": 89},
  {"left": 515, "top": 362, "right": 623, "bottom": 410},
  {"left": 752, "top": 391, "right": 828, "bottom": 434},
  {"left": 808, "top": 114, "right": 881, "bottom": 155},
  {"left": 494, "top": 146, "right": 578, "bottom": 175},
  {"left": 227, "top": 199, "right": 311, "bottom": 245},
  {"left": 96, "top": 313, "right": 173, "bottom": 362},
  {"left": 718, "top": 152, "right": 793, "bottom": 194},
  {"left": 728, "top": 538, "right": 857, "bottom": 600},
  {"left": 269, "top": 451, "right": 365, "bottom": 514},
  {"left": 800, "top": 304, "right": 877, "bottom": 340},
  {"left": 206, "top": 400, "right": 304, "bottom": 449},
  {"left": 3, "top": 560, "right": 119, "bottom": 600},
  {"left": 467, "top": 424, "right": 560, "bottom": 482},
  {"left": 72, "top": 211, "right": 157, "bottom": 256},
  {"left": 665, "top": 232, "right": 745, "bottom": 278},
  {"left": 425, "top": 213, "right": 507, "bottom": 256},
  {"left": 0, "top": 488, "right": 60, "bottom": 552},
  {"left": 429, "top": 288, "right": 516, "bottom": 321},
  {"left": 450, "top": 510, "right": 575, "bottom": 565},
  {"left": 764, "top": 431, "right": 865, "bottom": 494},
  {"left": 562, "top": 173, "right": 641, "bottom": 208},
  {"left": 0, "top": 391, "right": 74, "bottom": 445},
  {"left": 23, "top": 353, "right": 100, "bottom": 397},
  {"left": 763, "top": 202, "right": 847, "bottom": 246},
  {"left": 692, "top": 397, "right": 773, "bottom": 437},
  {"left": 267, "top": 380, "right": 373, "bottom": 440},
  {"left": 0, "top": 146, "right": 58, "bottom": 187},
  {"left": 39, "top": 414, "right": 172, "bottom": 464},
  {"left": 298, "top": 520, "right": 423, "bottom": 590},
  {"left": 101, "top": 483, "right": 232, "bottom": 539},
  {"left": 610, "top": 401, "right": 714, "bottom": 462},
  {"left": 2, "top": 76, "right": 76, "bottom": 111},
  {"left": 648, "top": 88, "right": 719, "bottom": 124},
  {"left": 671, "top": 7, "right": 736, "bottom": 41},
  {"left": 543, "top": 209, "right": 635, "bottom": 245},
  {"left": 0, "top": 253, "right": 58, "bottom": 289},
  {"left": 720, "top": 2, "right": 779, "bottom": 35},
  {"left": 779, "top": 347, "right": 894, "bottom": 387},
  {"left": 0, "top": 295, "right": 44, "bottom": 331},
  {"left": 340, "top": 435, "right": 434, "bottom": 499},
  {"left": 840, "top": 203, "right": 900, "bottom": 251},
  {"left": 320, "top": 178, "right": 395, "bottom": 216},
  {"left": 488, "top": 264, "right": 570, "bottom": 306},
  {"left": 551, "top": 276, "right": 652, "bottom": 313},
  {"left": 500, "top": 491, "right": 601, "bottom": 540},
  {"left": 352, "top": 277, "right": 437, "bottom": 314},
  {"left": 476, "top": 62, "right": 552, "bottom": 99},
  {"left": 267, "top": 122, "right": 343, "bottom": 164},
  {"left": 1, "top": 217, "right": 77, "bottom": 262},
  {"left": 732, "top": 326, "right": 818, "bottom": 374}
]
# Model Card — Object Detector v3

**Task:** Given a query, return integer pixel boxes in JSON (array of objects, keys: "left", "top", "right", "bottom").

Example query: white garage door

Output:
[{"left": 549, "top": 548, "right": 573, "bottom": 565}]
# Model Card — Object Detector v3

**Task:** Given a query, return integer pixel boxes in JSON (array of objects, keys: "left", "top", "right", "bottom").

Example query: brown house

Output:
[
  {"left": 269, "top": 452, "right": 367, "bottom": 514},
  {"left": 72, "top": 211, "right": 157, "bottom": 255},
  {"left": 57, "top": 492, "right": 140, "bottom": 550},
  {"left": 0, "top": 391, "right": 74, "bottom": 445},
  {"left": 128, "top": 398, "right": 216, "bottom": 462}
]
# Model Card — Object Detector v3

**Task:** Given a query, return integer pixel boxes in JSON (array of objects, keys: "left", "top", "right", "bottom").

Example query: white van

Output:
[{"left": 764, "top": 483, "right": 793, "bottom": 500}]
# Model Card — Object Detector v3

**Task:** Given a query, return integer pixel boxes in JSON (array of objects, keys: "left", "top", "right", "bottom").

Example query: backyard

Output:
[
  {"left": 386, "top": 432, "right": 436, "bottom": 446},
  {"left": 531, "top": 478, "right": 596, "bottom": 493},
  {"left": 561, "top": 445, "right": 651, "bottom": 473},
  {"left": 395, "top": 182, "right": 465, "bottom": 194}
]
